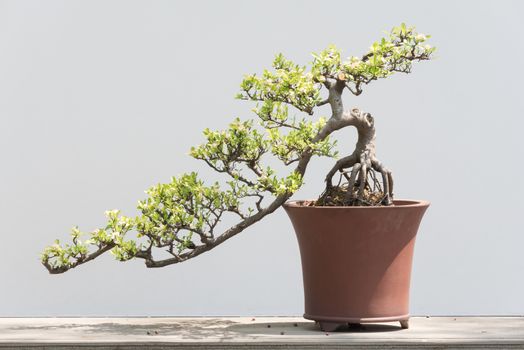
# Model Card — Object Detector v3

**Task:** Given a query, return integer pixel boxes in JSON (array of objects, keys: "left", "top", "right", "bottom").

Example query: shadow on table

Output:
[
  {"left": 228, "top": 321, "right": 402, "bottom": 334},
  {"left": 6, "top": 319, "right": 238, "bottom": 340},
  {"left": 7, "top": 319, "right": 402, "bottom": 341}
]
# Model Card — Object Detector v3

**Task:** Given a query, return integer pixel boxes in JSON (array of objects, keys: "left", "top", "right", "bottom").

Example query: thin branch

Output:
[
  {"left": 43, "top": 243, "right": 116, "bottom": 274},
  {"left": 201, "top": 159, "right": 257, "bottom": 186},
  {"left": 316, "top": 98, "right": 329, "bottom": 106},
  {"left": 344, "top": 83, "right": 358, "bottom": 95},
  {"left": 242, "top": 88, "right": 315, "bottom": 115}
]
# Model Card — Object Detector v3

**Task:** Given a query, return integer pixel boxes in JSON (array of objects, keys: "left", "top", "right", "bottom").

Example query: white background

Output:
[{"left": 1, "top": 0, "right": 523, "bottom": 316}]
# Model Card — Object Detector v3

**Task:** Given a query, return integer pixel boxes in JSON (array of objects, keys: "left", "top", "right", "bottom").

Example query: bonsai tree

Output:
[{"left": 42, "top": 24, "right": 434, "bottom": 273}]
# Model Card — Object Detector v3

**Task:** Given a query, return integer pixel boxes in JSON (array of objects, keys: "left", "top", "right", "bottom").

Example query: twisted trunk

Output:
[
  {"left": 322, "top": 108, "right": 393, "bottom": 206},
  {"left": 306, "top": 77, "right": 393, "bottom": 206}
]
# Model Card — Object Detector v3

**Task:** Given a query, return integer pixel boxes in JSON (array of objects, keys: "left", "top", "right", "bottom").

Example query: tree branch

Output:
[
  {"left": 139, "top": 88, "right": 359, "bottom": 268},
  {"left": 43, "top": 243, "right": 115, "bottom": 274},
  {"left": 316, "top": 98, "right": 329, "bottom": 106}
]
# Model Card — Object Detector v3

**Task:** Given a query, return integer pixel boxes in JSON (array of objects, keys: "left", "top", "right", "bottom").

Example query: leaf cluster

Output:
[
  {"left": 311, "top": 23, "right": 435, "bottom": 95},
  {"left": 237, "top": 54, "right": 321, "bottom": 115},
  {"left": 41, "top": 211, "right": 139, "bottom": 271}
]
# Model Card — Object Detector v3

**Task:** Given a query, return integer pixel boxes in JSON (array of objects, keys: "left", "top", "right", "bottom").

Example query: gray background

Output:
[{"left": 1, "top": 0, "right": 523, "bottom": 316}]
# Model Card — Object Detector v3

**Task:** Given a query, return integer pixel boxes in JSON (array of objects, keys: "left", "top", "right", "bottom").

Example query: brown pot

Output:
[{"left": 283, "top": 199, "right": 429, "bottom": 331}]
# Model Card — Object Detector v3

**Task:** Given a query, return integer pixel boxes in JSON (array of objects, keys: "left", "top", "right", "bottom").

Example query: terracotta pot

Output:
[{"left": 283, "top": 199, "right": 429, "bottom": 331}]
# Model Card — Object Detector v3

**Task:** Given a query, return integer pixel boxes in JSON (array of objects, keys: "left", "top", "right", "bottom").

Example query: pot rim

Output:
[{"left": 283, "top": 199, "right": 430, "bottom": 209}]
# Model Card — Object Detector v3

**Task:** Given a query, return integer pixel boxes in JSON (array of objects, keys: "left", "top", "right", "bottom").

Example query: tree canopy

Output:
[{"left": 42, "top": 24, "right": 434, "bottom": 273}]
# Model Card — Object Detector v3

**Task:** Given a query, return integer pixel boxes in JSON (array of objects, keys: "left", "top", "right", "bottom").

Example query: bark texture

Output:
[{"left": 315, "top": 79, "right": 393, "bottom": 207}]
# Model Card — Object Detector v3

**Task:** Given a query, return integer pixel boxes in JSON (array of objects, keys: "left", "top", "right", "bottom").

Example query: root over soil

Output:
[{"left": 311, "top": 171, "right": 392, "bottom": 207}]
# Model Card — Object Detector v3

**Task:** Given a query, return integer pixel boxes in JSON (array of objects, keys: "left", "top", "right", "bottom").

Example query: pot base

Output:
[{"left": 306, "top": 314, "right": 410, "bottom": 331}]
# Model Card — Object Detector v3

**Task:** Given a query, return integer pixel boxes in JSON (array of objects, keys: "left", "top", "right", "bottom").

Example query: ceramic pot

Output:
[{"left": 283, "top": 199, "right": 429, "bottom": 331}]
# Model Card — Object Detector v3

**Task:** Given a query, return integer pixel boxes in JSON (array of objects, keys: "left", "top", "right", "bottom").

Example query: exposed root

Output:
[
  {"left": 313, "top": 168, "right": 392, "bottom": 207},
  {"left": 316, "top": 108, "right": 394, "bottom": 207},
  {"left": 314, "top": 183, "right": 386, "bottom": 206}
]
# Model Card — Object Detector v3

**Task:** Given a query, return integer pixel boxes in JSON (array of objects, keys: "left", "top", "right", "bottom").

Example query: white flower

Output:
[{"left": 416, "top": 34, "right": 426, "bottom": 41}]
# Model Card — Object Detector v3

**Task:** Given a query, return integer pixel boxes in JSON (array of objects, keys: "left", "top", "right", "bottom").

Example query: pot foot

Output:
[
  {"left": 319, "top": 321, "right": 344, "bottom": 332},
  {"left": 400, "top": 319, "right": 409, "bottom": 329}
]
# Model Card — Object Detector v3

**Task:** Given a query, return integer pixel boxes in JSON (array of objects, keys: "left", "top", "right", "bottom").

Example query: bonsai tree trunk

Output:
[{"left": 317, "top": 81, "right": 393, "bottom": 206}]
